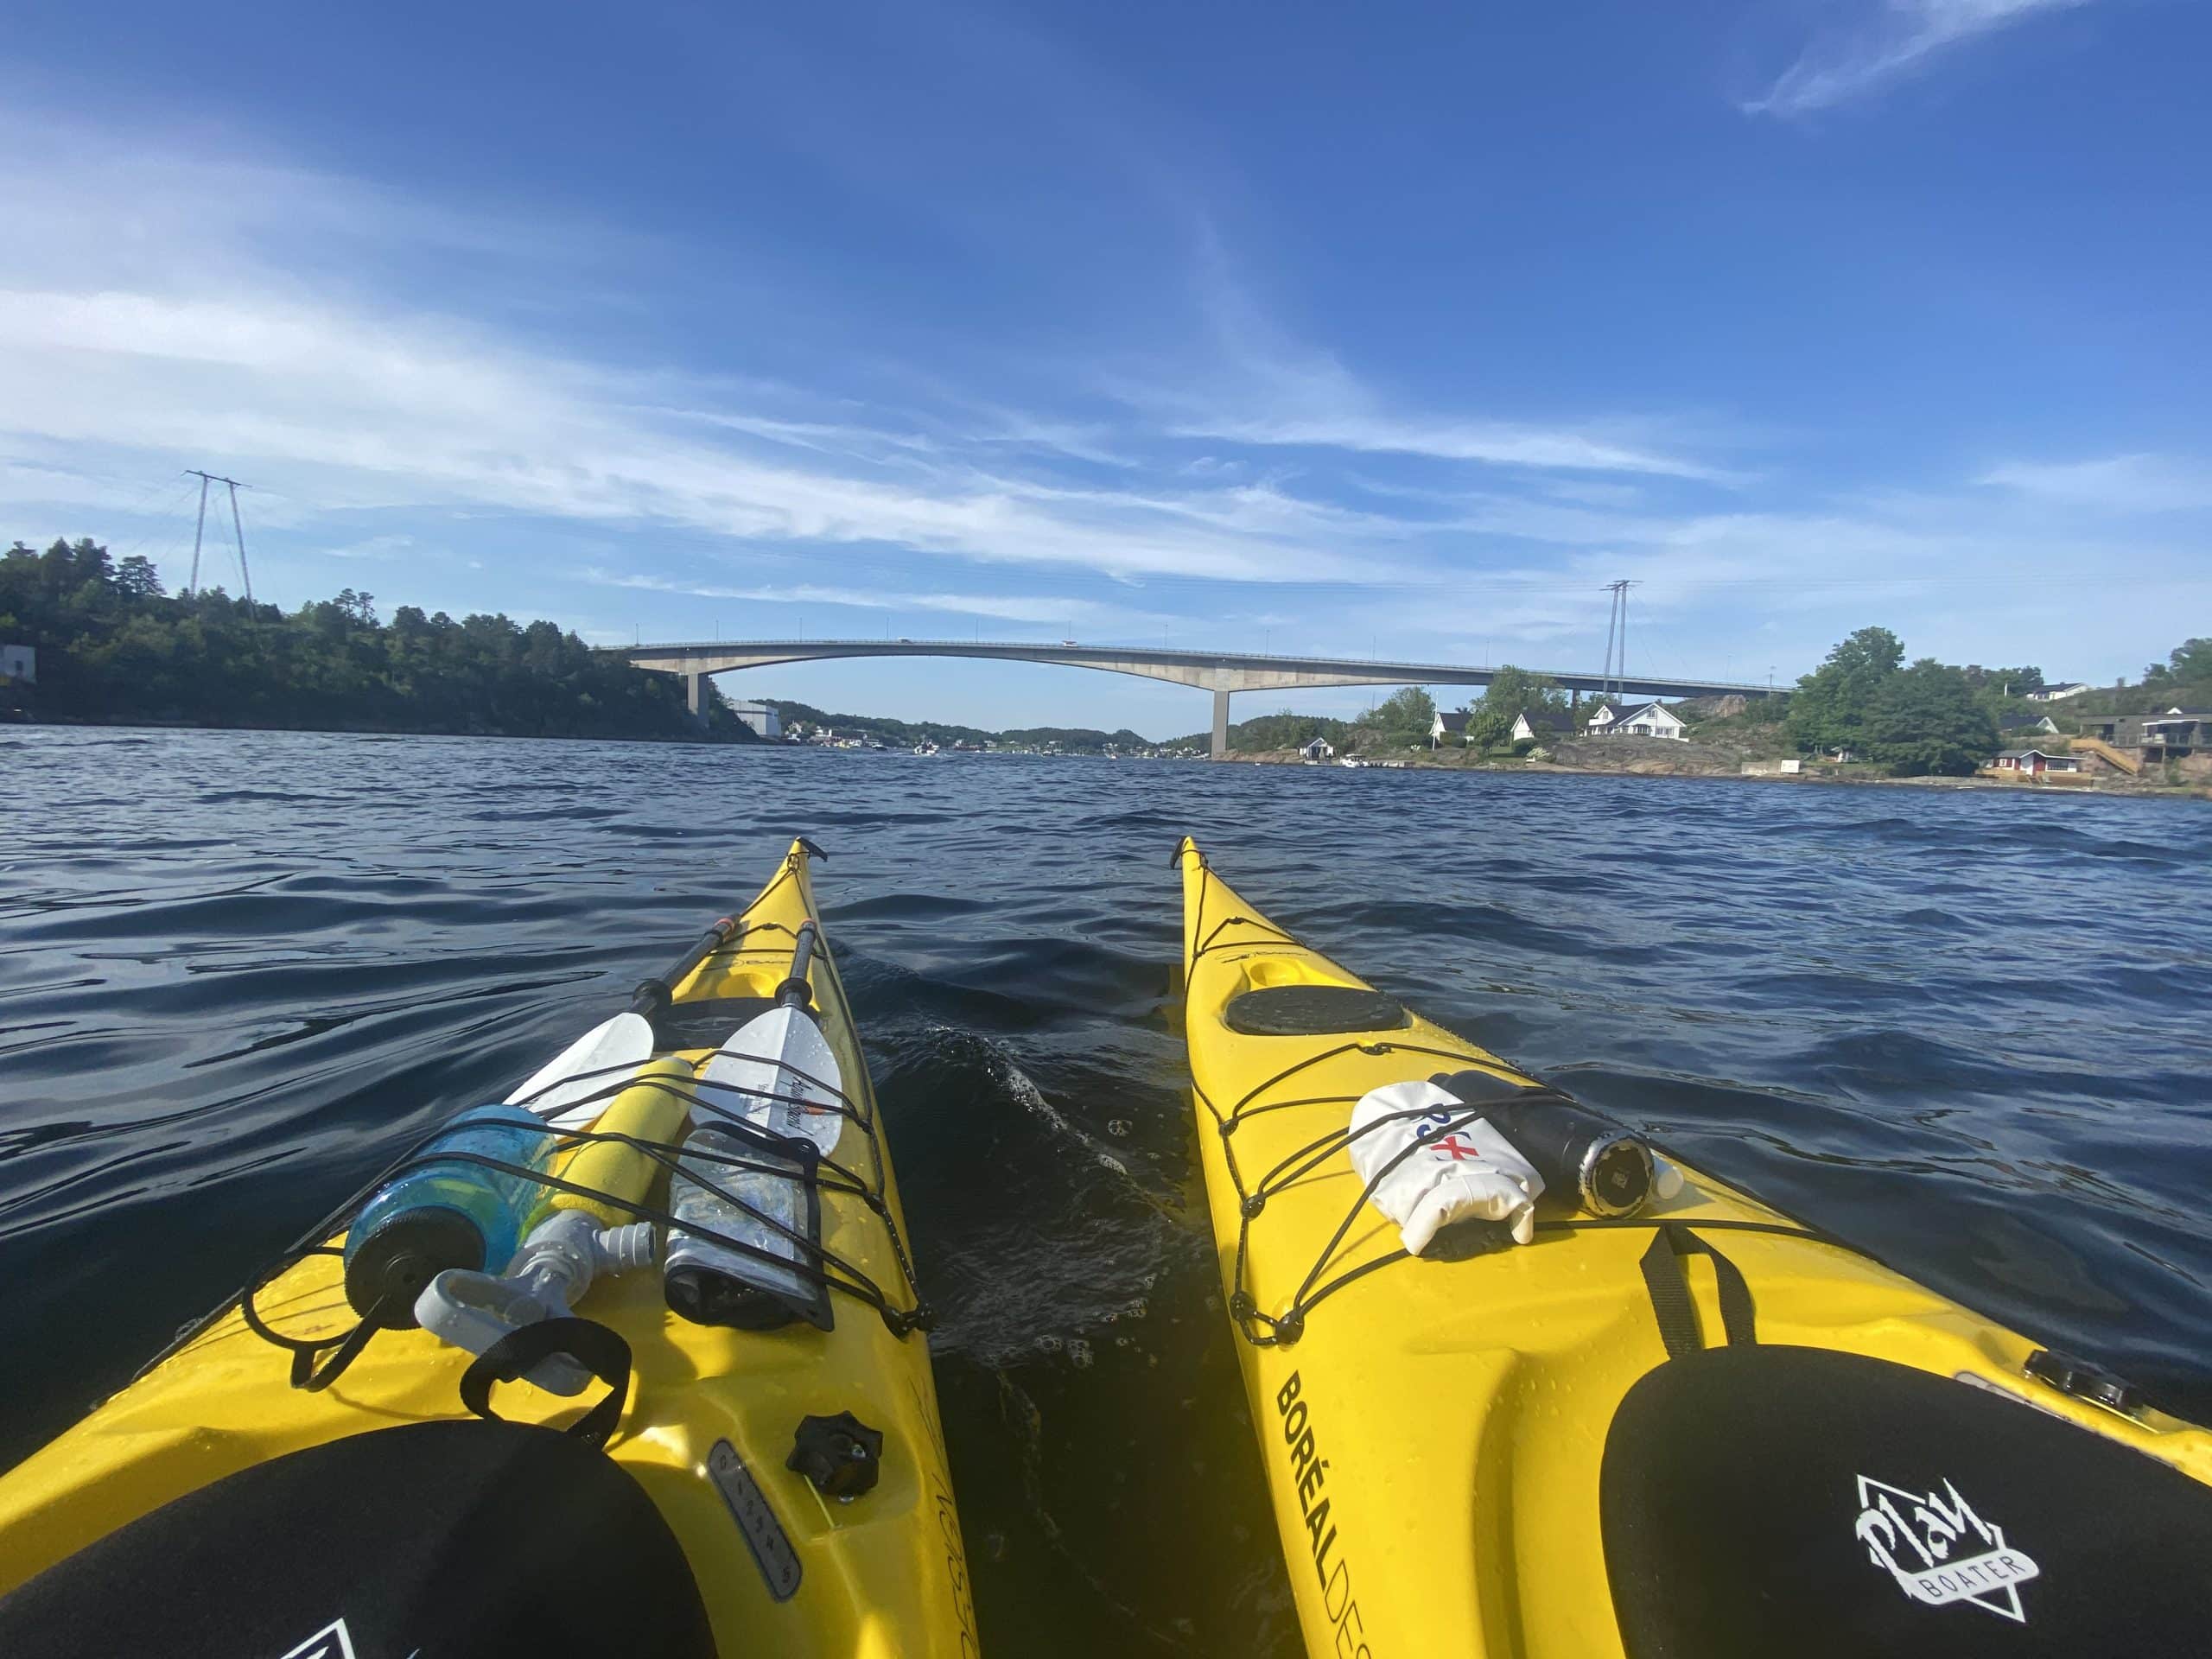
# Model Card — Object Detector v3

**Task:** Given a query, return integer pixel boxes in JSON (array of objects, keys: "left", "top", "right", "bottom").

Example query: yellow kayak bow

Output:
[
  {"left": 1178, "top": 838, "right": 2212, "bottom": 1659},
  {"left": 0, "top": 839, "right": 978, "bottom": 1658}
]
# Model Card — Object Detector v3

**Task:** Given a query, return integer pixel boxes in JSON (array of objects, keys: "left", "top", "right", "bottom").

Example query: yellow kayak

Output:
[
  {"left": 1177, "top": 838, "right": 2212, "bottom": 1659},
  {"left": 0, "top": 838, "right": 977, "bottom": 1658}
]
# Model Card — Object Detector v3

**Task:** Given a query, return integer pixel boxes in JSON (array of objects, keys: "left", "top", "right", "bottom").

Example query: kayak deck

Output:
[
  {"left": 1177, "top": 840, "right": 2212, "bottom": 1658},
  {"left": 0, "top": 841, "right": 978, "bottom": 1658}
]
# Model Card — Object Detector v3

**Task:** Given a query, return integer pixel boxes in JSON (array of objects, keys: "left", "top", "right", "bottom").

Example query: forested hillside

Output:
[{"left": 1, "top": 537, "right": 753, "bottom": 741}]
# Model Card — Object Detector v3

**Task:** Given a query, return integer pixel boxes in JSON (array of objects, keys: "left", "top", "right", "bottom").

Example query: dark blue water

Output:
[{"left": 4, "top": 727, "right": 2209, "bottom": 1654}]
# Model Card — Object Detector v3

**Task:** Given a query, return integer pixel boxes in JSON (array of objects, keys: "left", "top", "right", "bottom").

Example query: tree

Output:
[
  {"left": 1451, "top": 666, "right": 1565, "bottom": 753},
  {"left": 2156, "top": 638, "right": 2210, "bottom": 686},
  {"left": 1961, "top": 664, "right": 2044, "bottom": 696},
  {"left": 1464, "top": 702, "right": 1513, "bottom": 752},
  {"left": 1479, "top": 665, "right": 1564, "bottom": 719},
  {"left": 1789, "top": 626, "right": 1904, "bottom": 754},
  {"left": 1366, "top": 686, "right": 1435, "bottom": 747},
  {"left": 1862, "top": 658, "right": 1998, "bottom": 777},
  {"left": 113, "top": 555, "right": 165, "bottom": 600}
]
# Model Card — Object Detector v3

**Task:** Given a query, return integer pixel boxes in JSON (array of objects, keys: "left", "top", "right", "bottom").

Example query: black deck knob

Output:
[{"left": 787, "top": 1410, "right": 885, "bottom": 1498}]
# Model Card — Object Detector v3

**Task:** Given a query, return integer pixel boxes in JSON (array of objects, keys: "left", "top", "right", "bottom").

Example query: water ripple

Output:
[{"left": 1, "top": 727, "right": 2208, "bottom": 1654}]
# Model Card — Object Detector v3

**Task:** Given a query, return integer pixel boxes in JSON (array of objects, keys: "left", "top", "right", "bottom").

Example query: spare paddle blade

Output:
[
  {"left": 505, "top": 1011, "right": 656, "bottom": 1129},
  {"left": 702, "top": 1005, "right": 845, "bottom": 1156}
]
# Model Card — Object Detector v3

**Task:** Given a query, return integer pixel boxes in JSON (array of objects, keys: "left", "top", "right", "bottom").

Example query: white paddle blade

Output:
[
  {"left": 505, "top": 1011, "right": 657, "bottom": 1129},
  {"left": 701, "top": 1006, "right": 846, "bottom": 1156}
]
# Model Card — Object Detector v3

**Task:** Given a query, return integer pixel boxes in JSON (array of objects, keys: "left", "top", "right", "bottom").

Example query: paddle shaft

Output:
[{"left": 628, "top": 915, "right": 739, "bottom": 1017}]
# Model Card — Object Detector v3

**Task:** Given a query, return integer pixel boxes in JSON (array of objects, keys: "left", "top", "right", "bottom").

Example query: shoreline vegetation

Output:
[
  {"left": 2, "top": 538, "right": 759, "bottom": 744},
  {"left": 1204, "top": 627, "right": 2212, "bottom": 798},
  {"left": 6, "top": 539, "right": 2204, "bottom": 796},
  {"left": 1229, "top": 742, "right": 2209, "bottom": 798}
]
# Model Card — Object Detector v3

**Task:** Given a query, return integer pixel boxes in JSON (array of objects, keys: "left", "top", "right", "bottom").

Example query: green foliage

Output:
[
  {"left": 0, "top": 537, "right": 744, "bottom": 741},
  {"left": 1789, "top": 626, "right": 1904, "bottom": 754},
  {"left": 1216, "top": 710, "right": 1351, "bottom": 753},
  {"left": 1960, "top": 664, "right": 2044, "bottom": 696},
  {"left": 1338, "top": 687, "right": 1433, "bottom": 752},
  {"left": 2143, "top": 638, "right": 2211, "bottom": 686},
  {"left": 1447, "top": 666, "right": 1567, "bottom": 753},
  {"left": 2025, "top": 636, "right": 2211, "bottom": 720},
  {"left": 1463, "top": 702, "right": 1513, "bottom": 751},
  {"left": 1478, "top": 665, "right": 1564, "bottom": 720},
  {"left": 1862, "top": 659, "right": 1999, "bottom": 777}
]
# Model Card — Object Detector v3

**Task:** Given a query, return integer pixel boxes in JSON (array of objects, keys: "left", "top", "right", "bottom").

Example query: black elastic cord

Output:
[
  {"left": 1639, "top": 1223, "right": 1758, "bottom": 1358},
  {"left": 289, "top": 1314, "right": 378, "bottom": 1392},
  {"left": 461, "top": 1317, "right": 632, "bottom": 1450},
  {"left": 238, "top": 1245, "right": 391, "bottom": 1393}
]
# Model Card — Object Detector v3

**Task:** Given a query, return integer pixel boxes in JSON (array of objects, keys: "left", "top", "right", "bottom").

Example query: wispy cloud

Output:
[
  {"left": 1745, "top": 0, "right": 2091, "bottom": 117},
  {"left": 5, "top": 109, "right": 2200, "bottom": 711},
  {"left": 585, "top": 569, "right": 1166, "bottom": 631},
  {"left": 0, "top": 140, "right": 1475, "bottom": 592},
  {"left": 1172, "top": 410, "right": 1727, "bottom": 480},
  {"left": 321, "top": 533, "right": 417, "bottom": 561},
  {"left": 1114, "top": 229, "right": 1737, "bottom": 482},
  {"left": 0, "top": 281, "right": 1382, "bottom": 584},
  {"left": 1978, "top": 453, "right": 2212, "bottom": 513}
]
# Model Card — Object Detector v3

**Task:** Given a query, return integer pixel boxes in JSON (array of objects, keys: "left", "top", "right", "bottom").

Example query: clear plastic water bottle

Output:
[{"left": 341, "top": 1104, "right": 556, "bottom": 1326}]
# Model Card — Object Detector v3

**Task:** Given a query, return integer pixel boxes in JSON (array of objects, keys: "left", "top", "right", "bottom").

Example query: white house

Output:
[
  {"left": 1510, "top": 709, "right": 1573, "bottom": 745},
  {"left": 1586, "top": 703, "right": 1617, "bottom": 732},
  {"left": 1429, "top": 710, "right": 1468, "bottom": 747},
  {"left": 0, "top": 644, "right": 33, "bottom": 683},
  {"left": 2025, "top": 682, "right": 2090, "bottom": 702},
  {"left": 1298, "top": 736, "right": 1335, "bottom": 763},
  {"left": 1605, "top": 701, "right": 1688, "bottom": 741}
]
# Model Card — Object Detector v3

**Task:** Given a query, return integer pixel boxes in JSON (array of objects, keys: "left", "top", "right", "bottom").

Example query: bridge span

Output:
[{"left": 621, "top": 639, "right": 1774, "bottom": 759}]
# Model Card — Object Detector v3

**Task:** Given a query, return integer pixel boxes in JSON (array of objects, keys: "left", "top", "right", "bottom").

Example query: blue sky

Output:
[{"left": 3, "top": 0, "right": 2206, "bottom": 734}]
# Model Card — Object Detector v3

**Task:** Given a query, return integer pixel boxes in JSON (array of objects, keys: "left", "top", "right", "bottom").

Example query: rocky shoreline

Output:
[{"left": 1229, "top": 735, "right": 2212, "bottom": 799}]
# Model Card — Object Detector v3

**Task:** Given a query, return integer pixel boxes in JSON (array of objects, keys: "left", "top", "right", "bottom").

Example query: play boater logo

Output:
[
  {"left": 275, "top": 1618, "right": 358, "bottom": 1659},
  {"left": 1853, "top": 1474, "right": 2042, "bottom": 1623}
]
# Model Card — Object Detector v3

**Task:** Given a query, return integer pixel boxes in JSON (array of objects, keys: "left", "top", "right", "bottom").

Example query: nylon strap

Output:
[
  {"left": 460, "top": 1317, "right": 632, "bottom": 1451},
  {"left": 1639, "top": 1224, "right": 1758, "bottom": 1358}
]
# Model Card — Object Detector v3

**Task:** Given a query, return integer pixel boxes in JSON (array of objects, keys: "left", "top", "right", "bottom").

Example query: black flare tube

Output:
[
  {"left": 776, "top": 920, "right": 820, "bottom": 1011},
  {"left": 1430, "top": 1070, "right": 1656, "bottom": 1218}
]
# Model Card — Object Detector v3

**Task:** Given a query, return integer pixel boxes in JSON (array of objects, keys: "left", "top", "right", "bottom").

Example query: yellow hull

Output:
[
  {"left": 1177, "top": 839, "right": 2211, "bottom": 1659},
  {"left": 0, "top": 840, "right": 979, "bottom": 1657}
]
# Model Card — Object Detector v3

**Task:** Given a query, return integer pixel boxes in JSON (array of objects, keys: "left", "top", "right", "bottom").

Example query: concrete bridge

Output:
[{"left": 621, "top": 639, "right": 1774, "bottom": 759}]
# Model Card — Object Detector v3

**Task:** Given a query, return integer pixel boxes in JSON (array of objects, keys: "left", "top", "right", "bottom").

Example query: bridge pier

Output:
[
  {"left": 1211, "top": 687, "right": 1231, "bottom": 761},
  {"left": 686, "top": 671, "right": 709, "bottom": 727}
]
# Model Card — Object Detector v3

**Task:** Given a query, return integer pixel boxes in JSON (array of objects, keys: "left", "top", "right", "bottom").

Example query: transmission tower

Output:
[
  {"left": 1600, "top": 579, "right": 1637, "bottom": 703},
  {"left": 185, "top": 470, "right": 253, "bottom": 601}
]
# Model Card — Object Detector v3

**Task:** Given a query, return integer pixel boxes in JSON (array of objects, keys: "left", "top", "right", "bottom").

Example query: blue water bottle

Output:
[{"left": 341, "top": 1104, "right": 557, "bottom": 1326}]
